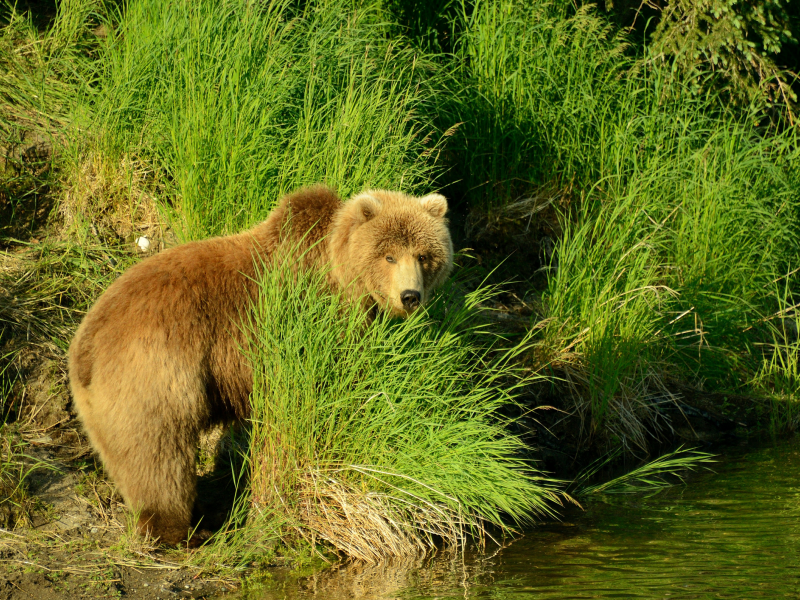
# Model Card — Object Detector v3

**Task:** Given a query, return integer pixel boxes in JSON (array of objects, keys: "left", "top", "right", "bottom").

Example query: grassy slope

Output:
[
  {"left": 0, "top": 0, "right": 799, "bottom": 583},
  {"left": 435, "top": 0, "right": 800, "bottom": 449},
  {"left": 88, "top": 0, "right": 441, "bottom": 240}
]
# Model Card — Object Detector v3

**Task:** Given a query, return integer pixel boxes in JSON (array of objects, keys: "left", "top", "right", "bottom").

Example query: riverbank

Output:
[
  {"left": 2, "top": 0, "right": 800, "bottom": 596},
  {"left": 247, "top": 435, "right": 800, "bottom": 600}
]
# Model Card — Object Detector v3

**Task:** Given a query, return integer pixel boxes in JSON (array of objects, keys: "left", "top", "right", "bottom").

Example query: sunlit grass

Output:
[
  {"left": 239, "top": 256, "right": 566, "bottom": 561},
  {"left": 86, "top": 0, "right": 441, "bottom": 240}
]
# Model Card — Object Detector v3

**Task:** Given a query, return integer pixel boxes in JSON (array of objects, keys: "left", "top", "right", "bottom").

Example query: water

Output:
[{"left": 251, "top": 438, "right": 800, "bottom": 599}]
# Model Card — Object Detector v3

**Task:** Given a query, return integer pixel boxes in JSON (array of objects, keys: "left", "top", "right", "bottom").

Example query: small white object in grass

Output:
[{"left": 135, "top": 236, "right": 151, "bottom": 251}]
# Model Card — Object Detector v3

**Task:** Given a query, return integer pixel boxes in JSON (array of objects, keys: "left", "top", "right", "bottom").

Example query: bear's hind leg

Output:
[
  {"left": 121, "top": 422, "right": 202, "bottom": 546},
  {"left": 76, "top": 384, "right": 205, "bottom": 546},
  {"left": 131, "top": 453, "right": 198, "bottom": 546}
]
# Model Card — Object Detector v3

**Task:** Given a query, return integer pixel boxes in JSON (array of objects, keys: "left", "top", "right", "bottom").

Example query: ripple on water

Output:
[{"left": 251, "top": 439, "right": 800, "bottom": 600}]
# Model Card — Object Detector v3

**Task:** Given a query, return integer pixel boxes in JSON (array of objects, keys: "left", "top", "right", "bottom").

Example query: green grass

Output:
[
  {"left": 237, "top": 256, "right": 564, "bottom": 562},
  {"left": 440, "top": 1, "right": 632, "bottom": 208},
  {"left": 85, "top": 0, "right": 441, "bottom": 241},
  {"left": 572, "top": 445, "right": 716, "bottom": 496},
  {"left": 531, "top": 109, "right": 800, "bottom": 446},
  {"left": 749, "top": 276, "right": 800, "bottom": 432},
  {"left": 3, "top": 0, "right": 800, "bottom": 568}
]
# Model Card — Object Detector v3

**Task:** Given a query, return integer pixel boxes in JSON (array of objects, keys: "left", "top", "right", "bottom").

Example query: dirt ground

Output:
[
  {"left": 0, "top": 561, "right": 236, "bottom": 600},
  {"left": 0, "top": 400, "right": 250, "bottom": 599}
]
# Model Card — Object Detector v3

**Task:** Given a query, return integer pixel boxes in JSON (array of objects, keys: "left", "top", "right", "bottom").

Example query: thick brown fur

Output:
[{"left": 68, "top": 185, "right": 453, "bottom": 546}]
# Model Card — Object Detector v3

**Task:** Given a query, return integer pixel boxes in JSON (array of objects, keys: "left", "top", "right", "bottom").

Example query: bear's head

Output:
[{"left": 329, "top": 190, "right": 453, "bottom": 317}]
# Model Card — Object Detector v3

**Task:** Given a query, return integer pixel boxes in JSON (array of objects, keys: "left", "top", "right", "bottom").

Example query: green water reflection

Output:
[{"left": 254, "top": 438, "right": 800, "bottom": 599}]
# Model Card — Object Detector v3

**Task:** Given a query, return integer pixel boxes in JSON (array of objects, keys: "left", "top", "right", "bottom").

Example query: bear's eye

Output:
[
  {"left": 418, "top": 255, "right": 427, "bottom": 263},
  {"left": 386, "top": 255, "right": 395, "bottom": 263}
]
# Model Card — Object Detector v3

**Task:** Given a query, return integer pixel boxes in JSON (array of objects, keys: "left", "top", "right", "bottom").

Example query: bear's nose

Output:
[{"left": 401, "top": 290, "right": 421, "bottom": 311}]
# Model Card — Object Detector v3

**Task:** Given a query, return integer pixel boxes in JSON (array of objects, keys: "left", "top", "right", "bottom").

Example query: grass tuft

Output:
[{"left": 241, "top": 256, "right": 566, "bottom": 561}]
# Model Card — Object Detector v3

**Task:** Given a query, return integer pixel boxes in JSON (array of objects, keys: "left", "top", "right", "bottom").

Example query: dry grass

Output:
[
  {"left": 530, "top": 316, "right": 684, "bottom": 454},
  {"left": 0, "top": 240, "right": 133, "bottom": 358},
  {"left": 561, "top": 361, "right": 681, "bottom": 453},
  {"left": 58, "top": 151, "right": 165, "bottom": 242},
  {"left": 293, "top": 469, "right": 472, "bottom": 564},
  {"left": 0, "top": 248, "right": 75, "bottom": 348},
  {"left": 465, "top": 184, "right": 570, "bottom": 239}
]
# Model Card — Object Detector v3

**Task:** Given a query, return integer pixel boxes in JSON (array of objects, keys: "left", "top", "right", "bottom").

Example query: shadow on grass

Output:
[{"left": 193, "top": 456, "right": 245, "bottom": 536}]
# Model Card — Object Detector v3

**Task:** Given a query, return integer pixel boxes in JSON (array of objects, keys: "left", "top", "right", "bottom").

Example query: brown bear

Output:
[{"left": 68, "top": 185, "right": 453, "bottom": 546}]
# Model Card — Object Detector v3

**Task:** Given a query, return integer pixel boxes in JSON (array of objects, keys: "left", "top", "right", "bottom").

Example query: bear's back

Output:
[{"left": 69, "top": 185, "right": 343, "bottom": 395}]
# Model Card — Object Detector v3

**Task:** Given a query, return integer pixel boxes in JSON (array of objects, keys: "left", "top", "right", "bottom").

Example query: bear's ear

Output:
[
  {"left": 351, "top": 192, "right": 383, "bottom": 224},
  {"left": 419, "top": 193, "right": 448, "bottom": 219}
]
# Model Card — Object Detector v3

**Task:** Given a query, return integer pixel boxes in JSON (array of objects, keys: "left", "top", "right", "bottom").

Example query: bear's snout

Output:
[{"left": 401, "top": 290, "right": 421, "bottom": 311}]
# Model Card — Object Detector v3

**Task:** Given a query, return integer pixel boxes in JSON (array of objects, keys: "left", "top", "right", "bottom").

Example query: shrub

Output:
[{"left": 649, "top": 0, "right": 798, "bottom": 121}]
